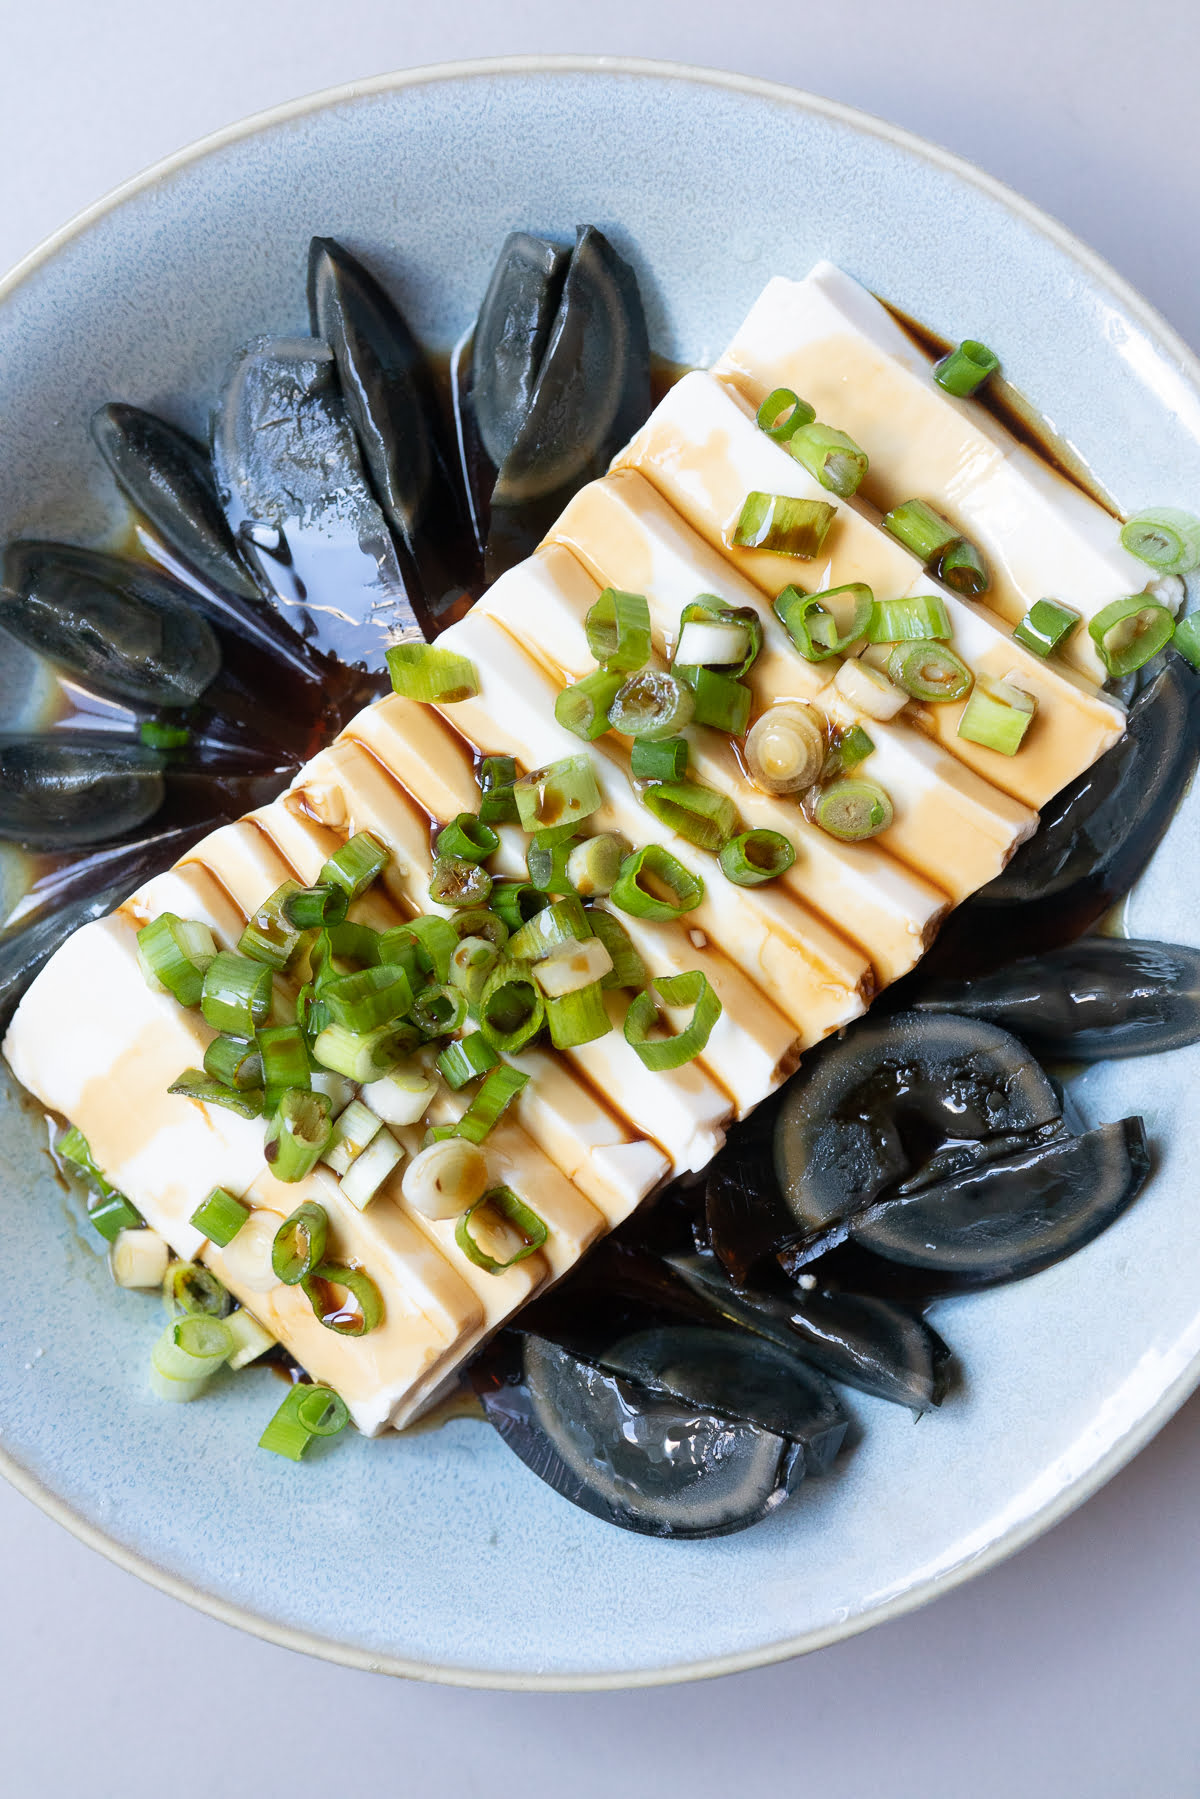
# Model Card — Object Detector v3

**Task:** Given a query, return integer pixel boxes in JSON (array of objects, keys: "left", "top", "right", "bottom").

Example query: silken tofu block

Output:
[
  {"left": 712, "top": 261, "right": 1148, "bottom": 684},
  {"left": 613, "top": 370, "right": 1124, "bottom": 811}
]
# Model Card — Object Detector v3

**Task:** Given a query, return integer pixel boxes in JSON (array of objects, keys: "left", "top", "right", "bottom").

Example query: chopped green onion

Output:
[
  {"left": 89, "top": 1191, "right": 144, "bottom": 1242},
  {"left": 58, "top": 1126, "right": 125, "bottom": 1204},
  {"left": 642, "top": 780, "right": 738, "bottom": 852},
  {"left": 237, "top": 880, "right": 304, "bottom": 971},
  {"left": 1120, "top": 508, "right": 1200, "bottom": 575},
  {"left": 610, "top": 845, "right": 704, "bottom": 920},
  {"left": 167, "top": 1069, "right": 265, "bottom": 1119},
  {"left": 674, "top": 597, "right": 763, "bottom": 679},
  {"left": 296, "top": 983, "right": 330, "bottom": 1040},
  {"left": 448, "top": 907, "right": 509, "bottom": 949},
  {"left": 110, "top": 1227, "right": 169, "bottom": 1289},
  {"left": 259, "top": 1383, "right": 349, "bottom": 1459},
  {"left": 823, "top": 723, "right": 876, "bottom": 779},
  {"left": 585, "top": 907, "right": 647, "bottom": 989},
  {"left": 514, "top": 756, "right": 603, "bottom": 836},
  {"left": 319, "top": 832, "right": 389, "bottom": 900},
  {"left": 630, "top": 736, "right": 689, "bottom": 781},
  {"left": 312, "top": 1019, "right": 416, "bottom": 1082},
  {"left": 866, "top": 594, "right": 952, "bottom": 643},
  {"left": 203, "top": 1034, "right": 264, "bottom": 1091},
  {"left": 257, "top": 1023, "right": 313, "bottom": 1113},
  {"left": 455, "top": 1187, "right": 547, "bottom": 1274},
  {"left": 437, "top": 1032, "right": 501, "bottom": 1089},
  {"left": 310, "top": 1069, "right": 357, "bottom": 1115},
  {"left": 937, "top": 537, "right": 990, "bottom": 597},
  {"left": 490, "top": 882, "right": 550, "bottom": 933},
  {"left": 933, "top": 339, "right": 1000, "bottom": 397},
  {"left": 526, "top": 833, "right": 576, "bottom": 894},
  {"left": 478, "top": 753, "right": 520, "bottom": 824},
  {"left": 882, "top": 498, "right": 958, "bottom": 563},
  {"left": 585, "top": 587, "right": 653, "bottom": 672},
  {"left": 555, "top": 668, "right": 624, "bottom": 741},
  {"left": 565, "top": 832, "right": 628, "bottom": 898},
  {"left": 338, "top": 1125, "right": 403, "bottom": 1210},
  {"left": 189, "top": 1187, "right": 251, "bottom": 1248},
  {"left": 201, "top": 951, "right": 273, "bottom": 1036},
  {"left": 456, "top": 1064, "right": 530, "bottom": 1143},
  {"left": 814, "top": 779, "right": 894, "bottom": 842},
  {"left": 323, "top": 964, "right": 414, "bottom": 1033},
  {"left": 152, "top": 1314, "right": 232, "bottom": 1388},
  {"left": 380, "top": 915, "right": 458, "bottom": 983},
  {"left": 744, "top": 703, "right": 826, "bottom": 793},
  {"left": 1172, "top": 613, "right": 1200, "bottom": 670},
  {"left": 608, "top": 669, "right": 696, "bottom": 740},
  {"left": 478, "top": 961, "right": 546, "bottom": 1054},
  {"left": 1013, "top": 599, "right": 1081, "bottom": 658},
  {"left": 509, "top": 895, "right": 591, "bottom": 961},
  {"left": 774, "top": 583, "right": 873, "bottom": 660},
  {"left": 283, "top": 883, "right": 349, "bottom": 929},
  {"left": 302, "top": 1262, "right": 384, "bottom": 1335},
  {"left": 787, "top": 420, "right": 868, "bottom": 498},
  {"left": 674, "top": 665, "right": 752, "bottom": 735},
  {"left": 163, "top": 1260, "right": 231, "bottom": 1318},
  {"left": 624, "top": 970, "right": 722, "bottom": 1070},
  {"left": 532, "top": 936, "right": 614, "bottom": 999},
  {"left": 545, "top": 982, "right": 612, "bottom": 1049},
  {"left": 386, "top": 642, "right": 478, "bottom": 702},
  {"left": 271, "top": 1199, "right": 328, "bottom": 1284},
  {"left": 957, "top": 675, "right": 1037, "bottom": 755},
  {"left": 324, "top": 921, "right": 384, "bottom": 968},
  {"left": 719, "top": 829, "right": 796, "bottom": 886},
  {"left": 225, "top": 1308, "right": 275, "bottom": 1370},
  {"left": 136, "top": 913, "right": 217, "bottom": 1007},
  {"left": 1088, "top": 594, "right": 1176, "bottom": 677},
  {"left": 833, "top": 657, "right": 909, "bottom": 720},
  {"left": 139, "top": 718, "right": 190, "bottom": 750},
  {"left": 411, "top": 982, "right": 468, "bottom": 1035},
  {"left": 429, "top": 855, "right": 493, "bottom": 909},
  {"left": 756, "top": 387, "right": 816, "bottom": 443},
  {"left": 449, "top": 935, "right": 503, "bottom": 1007},
  {"left": 733, "top": 491, "right": 837, "bottom": 559},
  {"left": 264, "top": 1091, "right": 333, "bottom": 1185},
  {"left": 435, "top": 812, "right": 500, "bottom": 863},
  {"left": 887, "top": 642, "right": 974, "bottom": 702},
  {"left": 359, "top": 1059, "right": 437, "bottom": 1127}
]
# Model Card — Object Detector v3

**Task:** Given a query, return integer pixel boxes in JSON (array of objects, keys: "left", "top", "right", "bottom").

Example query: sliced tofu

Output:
[
  {"left": 438, "top": 579, "right": 868, "bottom": 1056},
  {"left": 548, "top": 472, "right": 947, "bottom": 981},
  {"left": 206, "top": 1166, "right": 485, "bottom": 1435},
  {"left": 3, "top": 914, "right": 264, "bottom": 1262},
  {"left": 288, "top": 729, "right": 733, "bottom": 1166},
  {"left": 614, "top": 370, "right": 1123, "bottom": 812},
  {"left": 713, "top": 262, "right": 1147, "bottom": 683}
]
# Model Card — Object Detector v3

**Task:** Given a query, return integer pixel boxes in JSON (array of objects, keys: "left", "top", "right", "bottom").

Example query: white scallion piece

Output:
[
  {"left": 675, "top": 619, "right": 751, "bottom": 667},
  {"left": 110, "top": 1228, "right": 170, "bottom": 1290},
  {"left": 311, "top": 1069, "right": 357, "bottom": 1117},
  {"left": 218, "top": 1209, "right": 279, "bottom": 1293},
  {"left": 225, "top": 1308, "right": 276, "bottom": 1369},
  {"left": 361, "top": 1060, "right": 441, "bottom": 1128},
  {"left": 321, "top": 1099, "right": 383, "bottom": 1176},
  {"left": 532, "top": 936, "right": 615, "bottom": 998},
  {"left": 339, "top": 1126, "right": 404, "bottom": 1211},
  {"left": 401, "top": 1137, "right": 490, "bottom": 1221},
  {"left": 744, "top": 703, "right": 825, "bottom": 793},
  {"left": 834, "top": 658, "right": 909, "bottom": 721}
]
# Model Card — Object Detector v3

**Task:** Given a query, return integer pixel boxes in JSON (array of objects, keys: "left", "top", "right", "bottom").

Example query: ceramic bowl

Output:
[{"left": 3, "top": 57, "right": 1200, "bottom": 1689}]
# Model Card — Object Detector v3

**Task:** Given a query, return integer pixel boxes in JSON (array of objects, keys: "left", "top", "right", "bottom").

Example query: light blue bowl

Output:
[{"left": 3, "top": 58, "right": 1200, "bottom": 1690}]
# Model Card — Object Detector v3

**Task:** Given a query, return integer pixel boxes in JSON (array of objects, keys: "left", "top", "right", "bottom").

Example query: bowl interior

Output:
[{"left": 3, "top": 60, "right": 1200, "bottom": 1688}]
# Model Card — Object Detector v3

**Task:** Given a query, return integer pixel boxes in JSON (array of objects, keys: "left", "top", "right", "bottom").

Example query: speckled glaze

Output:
[{"left": 2, "top": 59, "right": 1200, "bottom": 1691}]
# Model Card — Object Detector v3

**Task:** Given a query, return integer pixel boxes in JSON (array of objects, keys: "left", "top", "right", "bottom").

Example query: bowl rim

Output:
[{"left": 3, "top": 52, "right": 1200, "bottom": 1693}]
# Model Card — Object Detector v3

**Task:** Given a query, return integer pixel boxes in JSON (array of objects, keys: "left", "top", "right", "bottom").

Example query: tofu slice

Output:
[
  {"left": 713, "top": 262, "right": 1147, "bottom": 683},
  {"left": 614, "top": 370, "right": 1123, "bottom": 811},
  {"left": 3, "top": 914, "right": 265, "bottom": 1262},
  {"left": 205, "top": 1166, "right": 484, "bottom": 1435}
]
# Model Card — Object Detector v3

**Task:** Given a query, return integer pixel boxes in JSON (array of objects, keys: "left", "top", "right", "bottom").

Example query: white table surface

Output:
[{"left": 3, "top": 4, "right": 1199, "bottom": 1792}]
